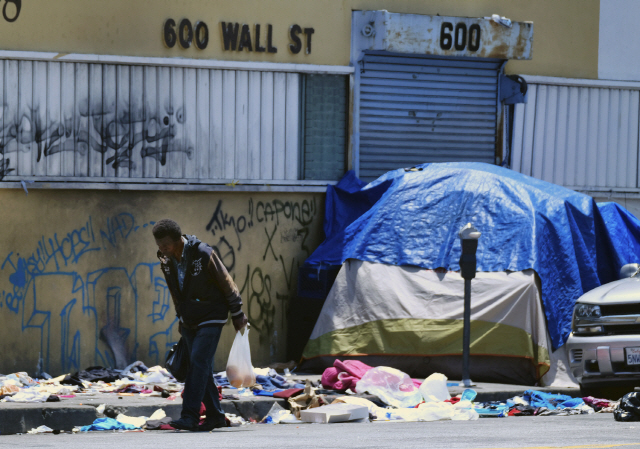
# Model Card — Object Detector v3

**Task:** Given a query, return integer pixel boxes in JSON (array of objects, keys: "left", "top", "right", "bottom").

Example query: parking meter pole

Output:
[
  {"left": 462, "top": 278, "right": 472, "bottom": 388},
  {"left": 459, "top": 223, "right": 481, "bottom": 389}
]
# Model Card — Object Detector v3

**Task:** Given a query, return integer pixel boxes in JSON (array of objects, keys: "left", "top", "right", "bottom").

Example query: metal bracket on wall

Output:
[{"left": 500, "top": 74, "right": 528, "bottom": 104}]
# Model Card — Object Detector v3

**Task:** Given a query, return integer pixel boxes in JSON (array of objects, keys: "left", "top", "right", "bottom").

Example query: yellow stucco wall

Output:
[
  {"left": 0, "top": 0, "right": 598, "bottom": 78},
  {"left": 0, "top": 189, "right": 324, "bottom": 375}
]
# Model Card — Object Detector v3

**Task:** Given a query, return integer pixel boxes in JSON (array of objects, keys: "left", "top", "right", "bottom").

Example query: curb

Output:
[
  {"left": 0, "top": 398, "right": 289, "bottom": 435},
  {"left": 0, "top": 386, "right": 581, "bottom": 435}
]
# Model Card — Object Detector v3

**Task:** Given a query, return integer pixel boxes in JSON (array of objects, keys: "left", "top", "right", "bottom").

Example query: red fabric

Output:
[
  {"left": 273, "top": 388, "right": 304, "bottom": 399},
  {"left": 445, "top": 397, "right": 461, "bottom": 404},
  {"left": 583, "top": 396, "right": 615, "bottom": 408},
  {"left": 159, "top": 424, "right": 175, "bottom": 430}
]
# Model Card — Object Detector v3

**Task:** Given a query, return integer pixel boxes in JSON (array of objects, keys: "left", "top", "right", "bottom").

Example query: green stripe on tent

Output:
[{"left": 303, "top": 318, "right": 550, "bottom": 370}]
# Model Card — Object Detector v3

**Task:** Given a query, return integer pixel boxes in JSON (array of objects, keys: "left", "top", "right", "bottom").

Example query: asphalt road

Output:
[{"left": 1, "top": 414, "right": 639, "bottom": 449}]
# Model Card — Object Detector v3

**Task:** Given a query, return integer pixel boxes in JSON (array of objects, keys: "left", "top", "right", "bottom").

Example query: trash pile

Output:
[
  {"left": 0, "top": 358, "right": 628, "bottom": 435},
  {"left": 288, "top": 360, "right": 621, "bottom": 424},
  {"left": 0, "top": 363, "right": 183, "bottom": 404}
]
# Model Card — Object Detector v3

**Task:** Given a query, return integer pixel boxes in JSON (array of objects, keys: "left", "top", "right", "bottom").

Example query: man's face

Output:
[{"left": 155, "top": 236, "right": 182, "bottom": 259}]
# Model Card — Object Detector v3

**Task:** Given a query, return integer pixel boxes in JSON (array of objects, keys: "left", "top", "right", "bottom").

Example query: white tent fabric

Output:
[{"left": 304, "top": 260, "right": 577, "bottom": 387}]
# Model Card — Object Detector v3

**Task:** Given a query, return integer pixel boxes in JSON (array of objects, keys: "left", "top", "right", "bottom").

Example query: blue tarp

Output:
[
  {"left": 598, "top": 202, "right": 640, "bottom": 271},
  {"left": 306, "top": 162, "right": 640, "bottom": 349}
]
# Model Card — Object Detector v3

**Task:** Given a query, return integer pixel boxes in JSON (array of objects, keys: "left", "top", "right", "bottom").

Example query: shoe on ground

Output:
[
  {"left": 169, "top": 419, "right": 199, "bottom": 431},
  {"left": 198, "top": 417, "right": 229, "bottom": 432}
]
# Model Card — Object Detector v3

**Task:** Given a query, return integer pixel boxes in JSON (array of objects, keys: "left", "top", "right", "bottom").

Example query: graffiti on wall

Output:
[
  {"left": 204, "top": 197, "right": 317, "bottom": 353},
  {"left": 0, "top": 196, "right": 319, "bottom": 374},
  {"left": 0, "top": 213, "right": 179, "bottom": 374},
  {"left": 0, "top": 99, "right": 193, "bottom": 180}
]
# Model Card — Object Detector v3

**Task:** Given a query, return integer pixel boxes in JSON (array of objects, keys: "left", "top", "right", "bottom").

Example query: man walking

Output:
[{"left": 153, "top": 218, "right": 248, "bottom": 431}]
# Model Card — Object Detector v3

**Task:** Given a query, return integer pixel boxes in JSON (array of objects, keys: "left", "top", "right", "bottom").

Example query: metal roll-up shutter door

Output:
[{"left": 358, "top": 52, "right": 503, "bottom": 182}]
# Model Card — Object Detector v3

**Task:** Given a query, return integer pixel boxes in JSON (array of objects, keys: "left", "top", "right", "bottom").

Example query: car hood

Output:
[{"left": 578, "top": 276, "right": 640, "bottom": 304}]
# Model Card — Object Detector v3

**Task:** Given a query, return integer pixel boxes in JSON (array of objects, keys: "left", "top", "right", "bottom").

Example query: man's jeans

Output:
[{"left": 180, "top": 324, "right": 225, "bottom": 425}]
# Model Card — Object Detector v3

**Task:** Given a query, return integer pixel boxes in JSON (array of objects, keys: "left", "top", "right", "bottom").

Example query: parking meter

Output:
[
  {"left": 459, "top": 223, "right": 481, "bottom": 280},
  {"left": 458, "top": 223, "right": 481, "bottom": 387}
]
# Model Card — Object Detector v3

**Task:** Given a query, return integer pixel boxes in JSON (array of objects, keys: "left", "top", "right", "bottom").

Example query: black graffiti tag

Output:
[{"left": 238, "top": 265, "right": 275, "bottom": 341}]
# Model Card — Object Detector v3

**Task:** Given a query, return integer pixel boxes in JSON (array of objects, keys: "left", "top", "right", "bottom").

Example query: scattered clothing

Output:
[
  {"left": 2, "top": 390, "right": 50, "bottom": 403},
  {"left": 273, "top": 388, "right": 304, "bottom": 399},
  {"left": 523, "top": 390, "right": 574, "bottom": 410},
  {"left": 321, "top": 360, "right": 373, "bottom": 392},
  {"left": 145, "top": 417, "right": 173, "bottom": 430},
  {"left": 253, "top": 389, "right": 284, "bottom": 397},
  {"left": 321, "top": 360, "right": 422, "bottom": 393},
  {"left": 79, "top": 417, "right": 139, "bottom": 431},
  {"left": 475, "top": 403, "right": 509, "bottom": 417},
  {"left": 535, "top": 404, "right": 594, "bottom": 416},
  {"left": 508, "top": 405, "right": 536, "bottom": 416},
  {"left": 69, "top": 366, "right": 124, "bottom": 384},
  {"left": 583, "top": 396, "right": 618, "bottom": 412},
  {"left": 255, "top": 372, "right": 305, "bottom": 391}
]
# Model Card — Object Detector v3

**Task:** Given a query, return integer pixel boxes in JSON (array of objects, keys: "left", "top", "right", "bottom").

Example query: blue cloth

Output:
[
  {"left": 254, "top": 373, "right": 305, "bottom": 391},
  {"left": 305, "top": 163, "right": 640, "bottom": 349},
  {"left": 252, "top": 389, "right": 284, "bottom": 397},
  {"left": 559, "top": 397, "right": 585, "bottom": 408},
  {"left": 214, "top": 374, "right": 230, "bottom": 387},
  {"left": 80, "top": 417, "right": 139, "bottom": 431},
  {"left": 475, "top": 404, "right": 509, "bottom": 417},
  {"left": 180, "top": 324, "right": 225, "bottom": 426},
  {"left": 523, "top": 390, "right": 575, "bottom": 410}
]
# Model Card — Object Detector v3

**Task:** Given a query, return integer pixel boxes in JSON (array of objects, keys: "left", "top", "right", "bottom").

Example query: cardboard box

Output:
[{"left": 300, "top": 404, "right": 369, "bottom": 423}]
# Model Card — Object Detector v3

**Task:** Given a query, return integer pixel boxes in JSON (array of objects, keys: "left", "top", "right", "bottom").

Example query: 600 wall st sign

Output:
[{"left": 163, "top": 19, "right": 315, "bottom": 54}]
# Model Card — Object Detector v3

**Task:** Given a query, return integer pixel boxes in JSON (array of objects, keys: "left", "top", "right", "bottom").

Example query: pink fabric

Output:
[
  {"left": 321, "top": 360, "right": 374, "bottom": 391},
  {"left": 321, "top": 359, "right": 424, "bottom": 391},
  {"left": 334, "top": 360, "right": 373, "bottom": 378}
]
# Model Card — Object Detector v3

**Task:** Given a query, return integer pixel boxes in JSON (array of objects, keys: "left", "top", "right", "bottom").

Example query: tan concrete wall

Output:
[
  {"left": 0, "top": 0, "right": 598, "bottom": 78},
  {"left": 0, "top": 189, "right": 324, "bottom": 375}
]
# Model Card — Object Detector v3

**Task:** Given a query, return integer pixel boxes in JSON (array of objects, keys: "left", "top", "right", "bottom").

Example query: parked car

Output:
[{"left": 567, "top": 263, "right": 640, "bottom": 395}]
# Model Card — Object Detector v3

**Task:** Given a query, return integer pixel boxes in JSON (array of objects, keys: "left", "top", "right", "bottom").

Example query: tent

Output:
[{"left": 300, "top": 163, "right": 640, "bottom": 385}]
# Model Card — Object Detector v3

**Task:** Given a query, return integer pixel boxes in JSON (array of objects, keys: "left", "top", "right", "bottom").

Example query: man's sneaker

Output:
[
  {"left": 197, "top": 417, "right": 229, "bottom": 432},
  {"left": 169, "top": 418, "right": 198, "bottom": 431}
]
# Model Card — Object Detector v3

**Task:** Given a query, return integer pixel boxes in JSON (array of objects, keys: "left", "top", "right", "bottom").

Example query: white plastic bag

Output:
[
  {"left": 226, "top": 326, "right": 255, "bottom": 388},
  {"left": 419, "top": 373, "right": 451, "bottom": 402},
  {"left": 355, "top": 366, "right": 422, "bottom": 408}
]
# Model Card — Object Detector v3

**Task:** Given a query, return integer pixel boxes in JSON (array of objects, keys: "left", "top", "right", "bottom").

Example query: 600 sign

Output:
[
  {"left": 164, "top": 18, "right": 209, "bottom": 50},
  {"left": 440, "top": 22, "right": 481, "bottom": 52}
]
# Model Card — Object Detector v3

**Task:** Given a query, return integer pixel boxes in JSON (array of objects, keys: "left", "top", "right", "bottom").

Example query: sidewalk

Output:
[{"left": 0, "top": 375, "right": 580, "bottom": 435}]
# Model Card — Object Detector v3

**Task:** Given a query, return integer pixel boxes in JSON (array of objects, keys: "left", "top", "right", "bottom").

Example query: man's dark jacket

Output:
[{"left": 158, "top": 234, "right": 243, "bottom": 328}]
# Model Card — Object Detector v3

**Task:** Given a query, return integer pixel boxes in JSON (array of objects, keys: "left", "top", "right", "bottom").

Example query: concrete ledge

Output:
[
  {"left": 0, "top": 396, "right": 291, "bottom": 435},
  {"left": 0, "top": 383, "right": 582, "bottom": 435}
]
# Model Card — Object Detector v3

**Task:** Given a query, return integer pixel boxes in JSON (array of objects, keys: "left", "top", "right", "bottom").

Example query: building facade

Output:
[{"left": 0, "top": 0, "right": 627, "bottom": 374}]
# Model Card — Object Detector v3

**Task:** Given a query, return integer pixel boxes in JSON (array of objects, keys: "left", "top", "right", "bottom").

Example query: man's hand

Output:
[{"left": 232, "top": 312, "right": 248, "bottom": 332}]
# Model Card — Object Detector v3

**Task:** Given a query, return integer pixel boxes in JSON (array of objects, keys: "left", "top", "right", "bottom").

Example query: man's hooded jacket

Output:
[{"left": 158, "top": 234, "right": 243, "bottom": 328}]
